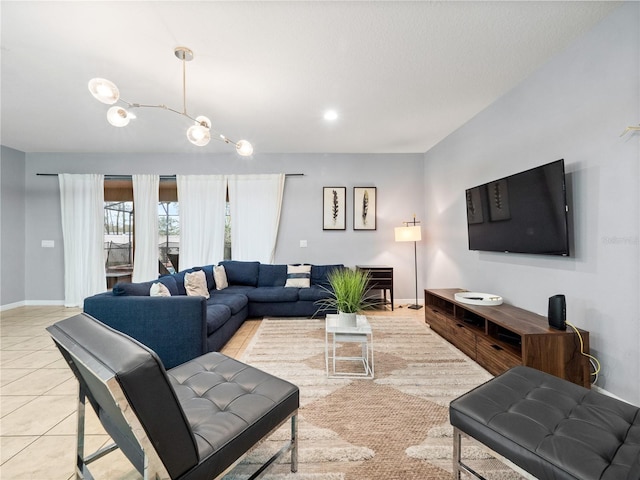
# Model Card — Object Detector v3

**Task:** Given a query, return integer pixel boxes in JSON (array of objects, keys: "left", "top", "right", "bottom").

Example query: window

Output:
[
  {"left": 104, "top": 178, "right": 181, "bottom": 276},
  {"left": 224, "top": 199, "right": 231, "bottom": 260},
  {"left": 104, "top": 180, "right": 134, "bottom": 276},
  {"left": 159, "top": 201, "right": 180, "bottom": 272},
  {"left": 102, "top": 177, "right": 235, "bottom": 272},
  {"left": 104, "top": 201, "right": 134, "bottom": 274}
]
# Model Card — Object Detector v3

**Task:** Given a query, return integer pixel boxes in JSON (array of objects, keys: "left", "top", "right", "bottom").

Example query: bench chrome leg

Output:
[
  {"left": 452, "top": 427, "right": 488, "bottom": 480},
  {"left": 453, "top": 425, "right": 538, "bottom": 480},
  {"left": 291, "top": 414, "right": 298, "bottom": 473},
  {"left": 245, "top": 413, "right": 298, "bottom": 480},
  {"left": 453, "top": 426, "right": 462, "bottom": 479}
]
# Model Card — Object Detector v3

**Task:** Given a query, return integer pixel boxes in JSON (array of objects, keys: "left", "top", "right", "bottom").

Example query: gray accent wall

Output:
[
  {"left": 423, "top": 2, "right": 639, "bottom": 403},
  {"left": 1, "top": 146, "right": 26, "bottom": 308},
  {"left": 20, "top": 152, "right": 424, "bottom": 304}
]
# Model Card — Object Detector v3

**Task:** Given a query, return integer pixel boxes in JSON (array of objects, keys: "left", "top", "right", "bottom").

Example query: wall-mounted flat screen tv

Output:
[{"left": 465, "top": 159, "right": 570, "bottom": 256}]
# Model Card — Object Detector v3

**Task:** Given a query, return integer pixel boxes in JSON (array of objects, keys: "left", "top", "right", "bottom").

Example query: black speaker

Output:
[{"left": 548, "top": 294, "right": 566, "bottom": 330}]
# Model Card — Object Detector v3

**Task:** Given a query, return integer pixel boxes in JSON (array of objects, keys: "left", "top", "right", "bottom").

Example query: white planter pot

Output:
[{"left": 338, "top": 311, "right": 357, "bottom": 327}]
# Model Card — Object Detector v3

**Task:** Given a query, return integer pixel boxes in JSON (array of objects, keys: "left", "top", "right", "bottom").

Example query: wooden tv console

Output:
[{"left": 424, "top": 288, "right": 590, "bottom": 387}]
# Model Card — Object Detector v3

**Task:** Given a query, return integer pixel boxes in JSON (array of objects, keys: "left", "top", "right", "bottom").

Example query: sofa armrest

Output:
[{"left": 83, "top": 293, "right": 207, "bottom": 369}]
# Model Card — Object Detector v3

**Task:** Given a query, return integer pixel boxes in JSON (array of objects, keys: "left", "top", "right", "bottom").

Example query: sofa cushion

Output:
[
  {"left": 207, "top": 294, "right": 248, "bottom": 316},
  {"left": 205, "top": 304, "right": 232, "bottom": 334},
  {"left": 113, "top": 280, "right": 154, "bottom": 296},
  {"left": 173, "top": 266, "right": 215, "bottom": 295},
  {"left": 257, "top": 264, "right": 287, "bottom": 287},
  {"left": 214, "top": 265, "right": 228, "bottom": 290},
  {"left": 247, "top": 287, "right": 299, "bottom": 303},
  {"left": 157, "top": 275, "right": 179, "bottom": 296},
  {"left": 173, "top": 269, "right": 194, "bottom": 295},
  {"left": 220, "top": 261, "right": 260, "bottom": 286},
  {"left": 285, "top": 264, "right": 311, "bottom": 288},
  {"left": 311, "top": 264, "right": 344, "bottom": 287},
  {"left": 185, "top": 271, "right": 210, "bottom": 298},
  {"left": 216, "top": 285, "right": 256, "bottom": 296},
  {"left": 150, "top": 282, "right": 171, "bottom": 297},
  {"left": 196, "top": 265, "right": 215, "bottom": 291},
  {"left": 298, "top": 285, "right": 333, "bottom": 302}
]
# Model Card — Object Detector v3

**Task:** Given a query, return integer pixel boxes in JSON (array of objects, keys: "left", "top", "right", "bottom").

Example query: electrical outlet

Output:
[
  {"left": 300, "top": 240, "right": 308, "bottom": 248},
  {"left": 41, "top": 240, "right": 55, "bottom": 248}
]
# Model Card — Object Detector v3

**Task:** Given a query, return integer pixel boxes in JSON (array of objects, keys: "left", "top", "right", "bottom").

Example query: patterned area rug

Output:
[{"left": 224, "top": 316, "right": 526, "bottom": 480}]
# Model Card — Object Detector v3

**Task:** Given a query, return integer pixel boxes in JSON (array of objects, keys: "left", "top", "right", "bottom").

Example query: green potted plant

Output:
[{"left": 315, "top": 267, "right": 375, "bottom": 325}]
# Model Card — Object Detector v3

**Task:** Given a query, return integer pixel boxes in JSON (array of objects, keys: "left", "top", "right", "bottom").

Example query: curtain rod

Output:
[{"left": 36, "top": 173, "right": 304, "bottom": 179}]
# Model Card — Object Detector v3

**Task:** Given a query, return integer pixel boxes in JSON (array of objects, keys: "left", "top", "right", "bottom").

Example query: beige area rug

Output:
[{"left": 223, "top": 316, "right": 526, "bottom": 480}]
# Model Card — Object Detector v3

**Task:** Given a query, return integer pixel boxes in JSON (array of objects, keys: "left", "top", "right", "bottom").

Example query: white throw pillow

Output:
[
  {"left": 285, "top": 264, "right": 311, "bottom": 288},
  {"left": 214, "top": 265, "right": 228, "bottom": 290},
  {"left": 150, "top": 282, "right": 171, "bottom": 297},
  {"left": 184, "top": 270, "right": 210, "bottom": 298}
]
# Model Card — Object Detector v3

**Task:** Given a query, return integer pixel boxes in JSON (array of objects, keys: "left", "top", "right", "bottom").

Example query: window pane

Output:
[
  {"left": 159, "top": 201, "right": 180, "bottom": 272},
  {"left": 104, "top": 201, "right": 134, "bottom": 278},
  {"left": 224, "top": 201, "right": 231, "bottom": 260}
]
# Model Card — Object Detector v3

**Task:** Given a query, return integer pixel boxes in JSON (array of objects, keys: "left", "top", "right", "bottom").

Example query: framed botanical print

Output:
[
  {"left": 353, "top": 187, "right": 376, "bottom": 230},
  {"left": 323, "top": 187, "right": 346, "bottom": 230}
]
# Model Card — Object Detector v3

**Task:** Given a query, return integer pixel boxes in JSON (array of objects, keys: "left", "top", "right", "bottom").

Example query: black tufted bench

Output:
[
  {"left": 47, "top": 313, "right": 299, "bottom": 480},
  {"left": 450, "top": 366, "right": 640, "bottom": 480}
]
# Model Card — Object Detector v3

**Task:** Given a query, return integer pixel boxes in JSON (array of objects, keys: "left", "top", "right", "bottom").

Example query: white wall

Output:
[
  {"left": 0, "top": 146, "right": 26, "bottom": 308},
  {"left": 21, "top": 152, "right": 424, "bottom": 304},
  {"left": 423, "top": 2, "right": 639, "bottom": 403}
]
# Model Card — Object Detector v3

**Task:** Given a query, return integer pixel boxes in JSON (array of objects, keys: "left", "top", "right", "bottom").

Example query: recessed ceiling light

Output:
[{"left": 324, "top": 110, "right": 338, "bottom": 121}]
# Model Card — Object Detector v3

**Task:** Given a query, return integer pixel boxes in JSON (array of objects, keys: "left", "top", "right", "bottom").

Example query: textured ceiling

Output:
[{"left": 0, "top": 1, "right": 620, "bottom": 155}]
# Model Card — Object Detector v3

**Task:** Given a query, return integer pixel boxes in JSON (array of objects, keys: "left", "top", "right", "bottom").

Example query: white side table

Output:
[{"left": 325, "top": 314, "right": 374, "bottom": 379}]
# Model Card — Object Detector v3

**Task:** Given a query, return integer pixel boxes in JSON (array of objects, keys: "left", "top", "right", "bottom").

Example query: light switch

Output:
[
  {"left": 300, "top": 240, "right": 308, "bottom": 248},
  {"left": 41, "top": 240, "right": 55, "bottom": 248}
]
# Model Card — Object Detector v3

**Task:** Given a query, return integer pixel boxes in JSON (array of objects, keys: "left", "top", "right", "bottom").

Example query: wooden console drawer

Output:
[
  {"left": 425, "top": 309, "right": 454, "bottom": 339},
  {"left": 450, "top": 322, "right": 477, "bottom": 359},
  {"left": 476, "top": 337, "right": 521, "bottom": 375}
]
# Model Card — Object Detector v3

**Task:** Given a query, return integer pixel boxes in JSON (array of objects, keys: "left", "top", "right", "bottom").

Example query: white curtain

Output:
[
  {"left": 132, "top": 174, "right": 159, "bottom": 282},
  {"left": 59, "top": 174, "right": 105, "bottom": 307},
  {"left": 227, "top": 174, "right": 285, "bottom": 263},
  {"left": 177, "top": 175, "right": 227, "bottom": 269}
]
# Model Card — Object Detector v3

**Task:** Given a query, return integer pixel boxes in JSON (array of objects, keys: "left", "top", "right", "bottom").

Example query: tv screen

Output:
[{"left": 465, "top": 159, "right": 570, "bottom": 256}]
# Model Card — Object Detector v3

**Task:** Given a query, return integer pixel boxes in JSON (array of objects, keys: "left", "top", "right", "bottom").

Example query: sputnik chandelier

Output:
[{"left": 88, "top": 46, "right": 253, "bottom": 156}]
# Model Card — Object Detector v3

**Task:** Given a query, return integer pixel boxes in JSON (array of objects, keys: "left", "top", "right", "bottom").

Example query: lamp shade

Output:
[
  {"left": 395, "top": 225, "right": 421, "bottom": 242},
  {"left": 186, "top": 124, "right": 211, "bottom": 146},
  {"left": 236, "top": 139, "right": 253, "bottom": 156},
  {"left": 88, "top": 78, "right": 119, "bottom": 105},
  {"left": 106, "top": 106, "right": 131, "bottom": 127}
]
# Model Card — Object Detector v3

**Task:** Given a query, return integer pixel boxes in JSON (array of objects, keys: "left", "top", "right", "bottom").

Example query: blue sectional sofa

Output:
[{"left": 83, "top": 261, "right": 343, "bottom": 368}]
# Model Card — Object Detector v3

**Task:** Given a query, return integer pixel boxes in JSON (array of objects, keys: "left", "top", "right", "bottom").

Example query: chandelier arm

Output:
[
  {"left": 215, "top": 133, "right": 238, "bottom": 147},
  {"left": 128, "top": 101, "right": 236, "bottom": 144},
  {"left": 126, "top": 102, "right": 198, "bottom": 123}
]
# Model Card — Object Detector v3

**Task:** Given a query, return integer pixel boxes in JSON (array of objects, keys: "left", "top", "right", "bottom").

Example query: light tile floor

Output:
[{"left": 0, "top": 304, "right": 418, "bottom": 479}]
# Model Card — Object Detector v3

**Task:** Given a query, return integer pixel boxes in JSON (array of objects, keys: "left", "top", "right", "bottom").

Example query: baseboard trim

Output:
[
  {"left": 0, "top": 300, "right": 26, "bottom": 312},
  {"left": 1, "top": 299, "right": 66, "bottom": 311},
  {"left": 393, "top": 299, "right": 423, "bottom": 309}
]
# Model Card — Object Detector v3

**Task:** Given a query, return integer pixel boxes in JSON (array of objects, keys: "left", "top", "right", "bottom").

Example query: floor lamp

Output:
[{"left": 395, "top": 216, "right": 423, "bottom": 310}]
